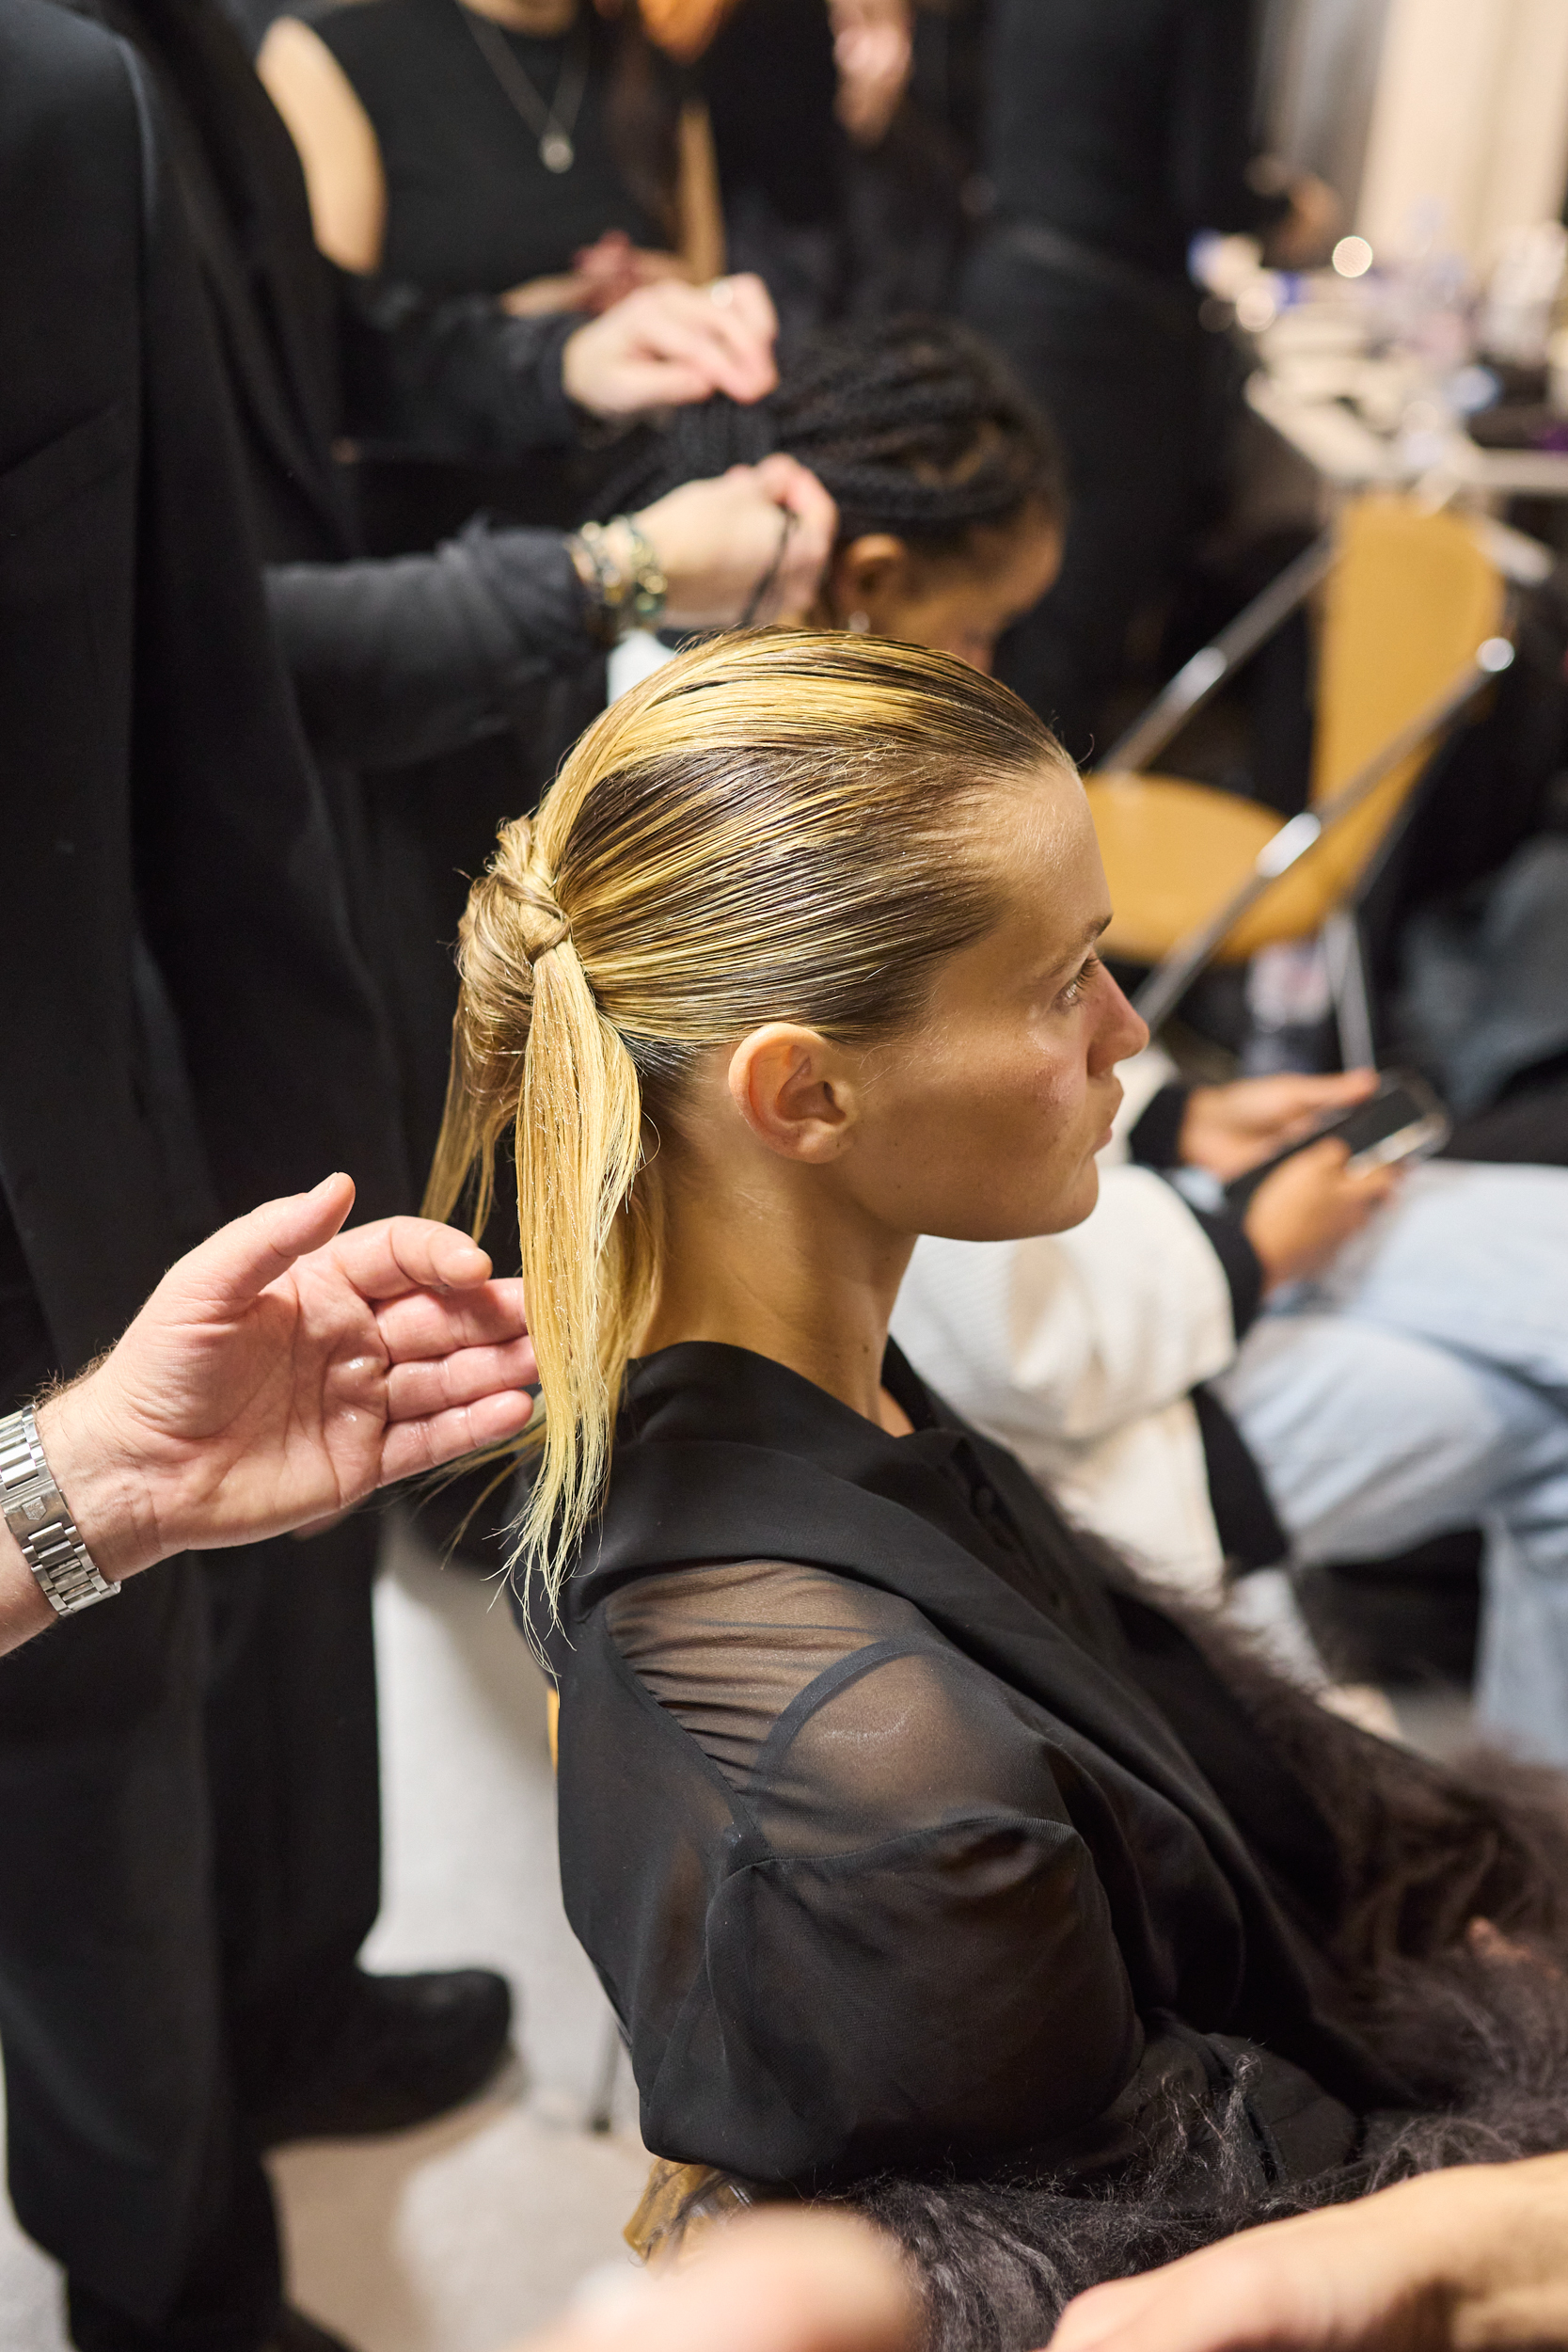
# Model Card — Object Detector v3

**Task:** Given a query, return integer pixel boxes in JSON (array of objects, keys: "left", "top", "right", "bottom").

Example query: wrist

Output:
[
  {"left": 33, "top": 1382, "right": 162, "bottom": 1582},
  {"left": 559, "top": 324, "right": 603, "bottom": 418},
  {"left": 568, "top": 516, "right": 668, "bottom": 644}
]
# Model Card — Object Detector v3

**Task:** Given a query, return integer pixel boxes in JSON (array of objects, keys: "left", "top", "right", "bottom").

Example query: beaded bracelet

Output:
[{"left": 569, "top": 516, "right": 669, "bottom": 644}]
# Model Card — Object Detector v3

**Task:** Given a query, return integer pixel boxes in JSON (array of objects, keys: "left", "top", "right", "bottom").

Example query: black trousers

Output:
[
  {"left": 0, "top": 1262, "right": 381, "bottom": 2349},
  {"left": 960, "top": 228, "right": 1217, "bottom": 764}
]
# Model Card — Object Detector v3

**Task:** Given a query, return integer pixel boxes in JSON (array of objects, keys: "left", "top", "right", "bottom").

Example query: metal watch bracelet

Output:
[{"left": 0, "top": 1406, "right": 120, "bottom": 1616}]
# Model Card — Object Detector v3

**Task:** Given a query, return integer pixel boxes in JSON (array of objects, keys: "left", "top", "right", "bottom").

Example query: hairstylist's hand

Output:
[
  {"left": 33, "top": 1174, "right": 534, "bottom": 1582},
  {"left": 1180, "top": 1070, "right": 1378, "bottom": 1182},
  {"left": 1047, "top": 2153, "right": 1568, "bottom": 2352},
  {"left": 562, "top": 276, "right": 779, "bottom": 414},
  {"left": 635, "top": 456, "right": 838, "bottom": 628},
  {"left": 1243, "top": 1136, "right": 1398, "bottom": 1293}
]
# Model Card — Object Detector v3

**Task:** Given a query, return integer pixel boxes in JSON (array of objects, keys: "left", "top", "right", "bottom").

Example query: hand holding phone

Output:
[
  {"left": 1243, "top": 1136, "right": 1404, "bottom": 1293},
  {"left": 1223, "top": 1072, "right": 1449, "bottom": 1215}
]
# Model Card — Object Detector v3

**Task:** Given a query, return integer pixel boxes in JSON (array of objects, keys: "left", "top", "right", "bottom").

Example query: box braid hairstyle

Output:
[{"left": 594, "top": 315, "right": 1066, "bottom": 560}]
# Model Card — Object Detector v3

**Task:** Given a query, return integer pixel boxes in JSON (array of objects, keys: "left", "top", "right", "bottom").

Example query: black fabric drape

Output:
[{"left": 531, "top": 1342, "right": 1404, "bottom": 2193}]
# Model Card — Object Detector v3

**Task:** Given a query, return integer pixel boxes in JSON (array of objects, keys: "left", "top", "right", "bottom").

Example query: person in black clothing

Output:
[
  {"left": 695, "top": 0, "right": 844, "bottom": 342},
  {"left": 102, "top": 0, "right": 832, "bottom": 1165},
  {"left": 428, "top": 631, "right": 1568, "bottom": 2345},
  {"left": 0, "top": 4, "right": 410, "bottom": 2344},
  {"left": 960, "top": 0, "right": 1335, "bottom": 759},
  {"left": 261, "top": 0, "right": 720, "bottom": 311},
  {"left": 260, "top": 0, "right": 722, "bottom": 312}
]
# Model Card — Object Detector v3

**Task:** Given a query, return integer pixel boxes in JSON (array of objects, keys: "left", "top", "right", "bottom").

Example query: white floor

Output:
[{"left": 0, "top": 1516, "right": 650, "bottom": 2352}]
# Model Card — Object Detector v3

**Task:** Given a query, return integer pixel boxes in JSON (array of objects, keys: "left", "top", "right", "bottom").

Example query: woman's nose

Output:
[{"left": 1091, "top": 967, "right": 1148, "bottom": 1070}]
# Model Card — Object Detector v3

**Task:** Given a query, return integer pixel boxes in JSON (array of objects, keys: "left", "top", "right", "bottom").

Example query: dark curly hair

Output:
[{"left": 597, "top": 315, "right": 1066, "bottom": 558}]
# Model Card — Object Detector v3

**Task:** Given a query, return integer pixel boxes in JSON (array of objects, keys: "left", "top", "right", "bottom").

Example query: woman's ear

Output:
[
  {"left": 826, "top": 534, "right": 913, "bottom": 633},
  {"left": 727, "top": 1025, "right": 858, "bottom": 1162}
]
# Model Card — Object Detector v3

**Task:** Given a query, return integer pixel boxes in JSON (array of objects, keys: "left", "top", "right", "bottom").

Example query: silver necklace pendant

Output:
[{"left": 540, "top": 128, "right": 575, "bottom": 172}]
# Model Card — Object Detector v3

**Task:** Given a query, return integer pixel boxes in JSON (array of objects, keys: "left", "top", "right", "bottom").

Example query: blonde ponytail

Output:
[
  {"left": 424, "top": 814, "right": 656, "bottom": 1600},
  {"left": 429, "top": 631, "right": 1069, "bottom": 1608}
]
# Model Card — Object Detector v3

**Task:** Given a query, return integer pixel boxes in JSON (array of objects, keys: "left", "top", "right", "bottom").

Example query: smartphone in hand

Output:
[{"left": 1225, "top": 1071, "right": 1450, "bottom": 1213}]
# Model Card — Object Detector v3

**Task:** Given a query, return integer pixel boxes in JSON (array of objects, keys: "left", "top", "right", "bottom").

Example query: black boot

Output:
[
  {"left": 263, "top": 2314, "right": 359, "bottom": 2352},
  {"left": 247, "top": 1966, "right": 515, "bottom": 2148}
]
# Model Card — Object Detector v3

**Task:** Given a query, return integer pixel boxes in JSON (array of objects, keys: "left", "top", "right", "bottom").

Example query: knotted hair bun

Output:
[{"left": 509, "top": 819, "right": 575, "bottom": 966}]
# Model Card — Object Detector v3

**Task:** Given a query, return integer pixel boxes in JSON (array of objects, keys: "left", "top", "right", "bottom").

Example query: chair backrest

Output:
[{"left": 1249, "top": 494, "right": 1504, "bottom": 941}]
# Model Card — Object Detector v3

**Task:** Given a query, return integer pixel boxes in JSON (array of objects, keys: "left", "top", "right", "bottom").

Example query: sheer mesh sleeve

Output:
[{"left": 605, "top": 1562, "right": 1144, "bottom": 2179}]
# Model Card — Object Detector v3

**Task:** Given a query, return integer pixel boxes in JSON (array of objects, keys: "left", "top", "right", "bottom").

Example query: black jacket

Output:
[
  {"left": 534, "top": 1342, "right": 1404, "bottom": 2191},
  {"left": 0, "top": 0, "right": 404, "bottom": 1375},
  {"left": 97, "top": 0, "right": 599, "bottom": 691},
  {"left": 91, "top": 0, "right": 611, "bottom": 1170}
]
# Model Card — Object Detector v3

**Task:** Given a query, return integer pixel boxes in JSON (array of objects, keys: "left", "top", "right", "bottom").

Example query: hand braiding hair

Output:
[{"left": 598, "top": 316, "right": 1064, "bottom": 555}]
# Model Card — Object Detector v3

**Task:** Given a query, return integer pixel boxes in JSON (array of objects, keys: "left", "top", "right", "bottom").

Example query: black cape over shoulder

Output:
[{"left": 530, "top": 1343, "right": 1407, "bottom": 2191}]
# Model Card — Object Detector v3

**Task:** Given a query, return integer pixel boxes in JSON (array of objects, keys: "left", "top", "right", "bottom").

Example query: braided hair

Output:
[{"left": 597, "top": 315, "right": 1065, "bottom": 558}]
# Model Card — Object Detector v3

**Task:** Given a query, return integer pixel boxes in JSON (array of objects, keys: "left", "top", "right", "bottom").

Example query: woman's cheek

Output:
[{"left": 1028, "top": 1040, "right": 1085, "bottom": 1132}]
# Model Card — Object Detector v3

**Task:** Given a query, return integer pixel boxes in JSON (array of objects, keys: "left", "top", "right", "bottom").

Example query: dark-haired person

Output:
[
  {"left": 427, "top": 628, "right": 1568, "bottom": 2348},
  {"left": 959, "top": 0, "right": 1338, "bottom": 755},
  {"left": 602, "top": 314, "right": 1066, "bottom": 671}
]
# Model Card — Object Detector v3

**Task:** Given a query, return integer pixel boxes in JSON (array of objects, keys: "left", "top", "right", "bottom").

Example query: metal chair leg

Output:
[
  {"left": 1100, "top": 532, "right": 1335, "bottom": 774},
  {"left": 588, "top": 2010, "right": 623, "bottom": 2134},
  {"left": 1323, "top": 908, "right": 1376, "bottom": 1071}
]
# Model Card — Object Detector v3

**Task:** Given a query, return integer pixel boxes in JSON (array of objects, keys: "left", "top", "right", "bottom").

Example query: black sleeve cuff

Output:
[
  {"left": 1184, "top": 1204, "right": 1265, "bottom": 1341},
  {"left": 1128, "top": 1083, "right": 1190, "bottom": 1170}
]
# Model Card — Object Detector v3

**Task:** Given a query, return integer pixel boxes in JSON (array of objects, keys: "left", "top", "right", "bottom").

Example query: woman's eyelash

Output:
[{"left": 1057, "top": 954, "right": 1101, "bottom": 1008}]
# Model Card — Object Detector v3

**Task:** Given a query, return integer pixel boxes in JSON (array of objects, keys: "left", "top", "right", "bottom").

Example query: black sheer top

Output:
[{"left": 529, "top": 1343, "right": 1402, "bottom": 2189}]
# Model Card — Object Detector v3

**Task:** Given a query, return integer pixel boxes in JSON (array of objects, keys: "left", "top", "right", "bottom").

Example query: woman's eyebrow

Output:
[{"left": 1042, "top": 914, "right": 1112, "bottom": 977}]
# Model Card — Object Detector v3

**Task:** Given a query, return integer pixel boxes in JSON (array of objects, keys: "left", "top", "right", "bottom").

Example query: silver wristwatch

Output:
[{"left": 0, "top": 1406, "right": 120, "bottom": 1616}]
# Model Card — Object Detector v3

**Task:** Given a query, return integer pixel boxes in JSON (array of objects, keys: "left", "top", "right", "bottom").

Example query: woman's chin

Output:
[{"left": 923, "top": 1162, "right": 1102, "bottom": 1246}]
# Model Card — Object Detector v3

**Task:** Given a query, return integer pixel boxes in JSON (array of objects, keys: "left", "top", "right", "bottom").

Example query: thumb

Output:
[
  {"left": 166, "top": 1174, "right": 357, "bottom": 1322},
  {"left": 1291, "top": 1136, "right": 1352, "bottom": 1182}
]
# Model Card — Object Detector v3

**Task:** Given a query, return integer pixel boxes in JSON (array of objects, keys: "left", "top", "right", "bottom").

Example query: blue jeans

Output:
[{"left": 1214, "top": 1164, "right": 1568, "bottom": 1765}]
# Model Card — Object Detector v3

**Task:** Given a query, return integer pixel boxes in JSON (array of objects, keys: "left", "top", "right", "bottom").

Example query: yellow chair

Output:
[{"left": 1085, "top": 495, "right": 1512, "bottom": 1044}]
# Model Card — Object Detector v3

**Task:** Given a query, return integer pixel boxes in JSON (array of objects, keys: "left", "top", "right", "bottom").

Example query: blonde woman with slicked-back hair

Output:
[{"left": 431, "top": 631, "right": 1568, "bottom": 2346}]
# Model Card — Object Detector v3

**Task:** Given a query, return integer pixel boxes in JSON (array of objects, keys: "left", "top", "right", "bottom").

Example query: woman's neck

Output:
[
  {"left": 462, "top": 0, "right": 576, "bottom": 33},
  {"left": 641, "top": 1159, "right": 916, "bottom": 1436}
]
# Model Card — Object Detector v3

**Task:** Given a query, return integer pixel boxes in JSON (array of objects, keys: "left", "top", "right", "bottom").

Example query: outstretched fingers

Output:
[
  {"left": 327, "top": 1215, "right": 495, "bottom": 1303},
  {"left": 375, "top": 1278, "right": 531, "bottom": 1363},
  {"left": 380, "top": 1388, "right": 534, "bottom": 1484},
  {"left": 166, "top": 1174, "right": 357, "bottom": 1323},
  {"left": 385, "top": 1334, "right": 538, "bottom": 1422}
]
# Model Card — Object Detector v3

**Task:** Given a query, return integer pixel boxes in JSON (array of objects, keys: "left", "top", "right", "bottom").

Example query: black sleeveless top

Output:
[
  {"left": 299, "top": 0, "right": 669, "bottom": 294},
  {"left": 528, "top": 1342, "right": 1407, "bottom": 2191}
]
